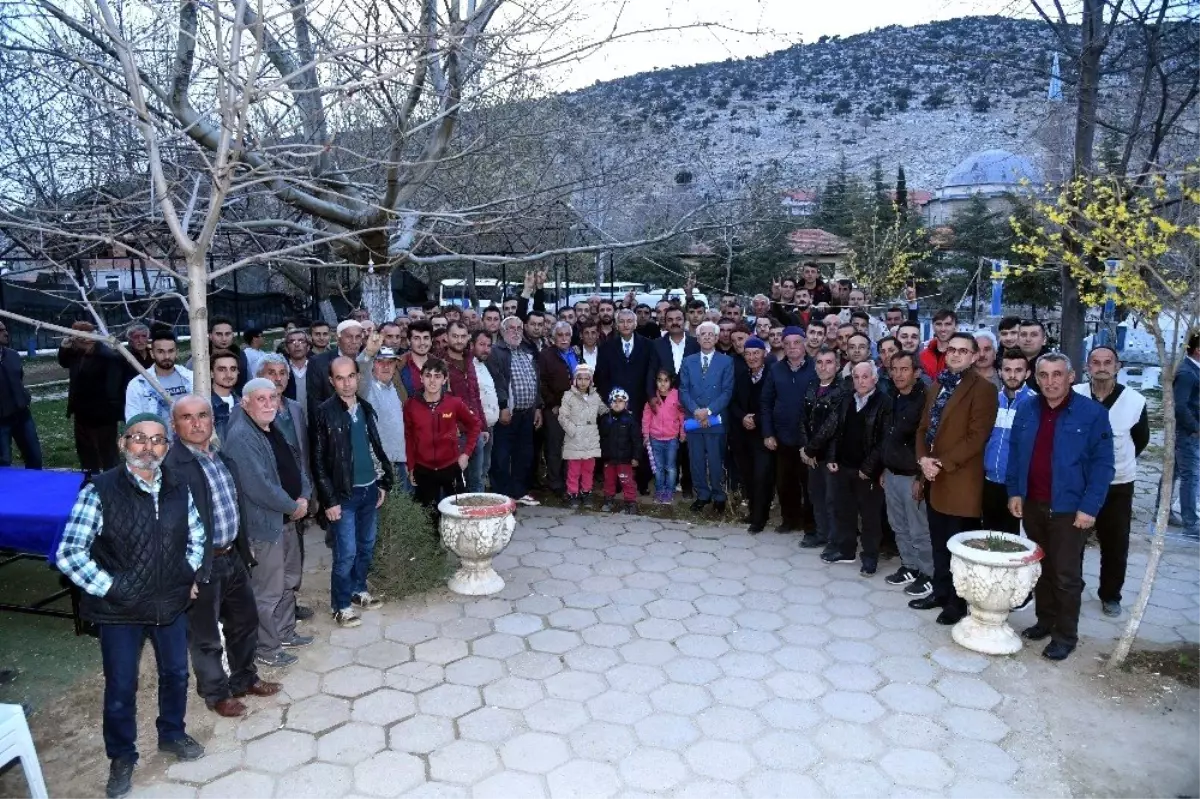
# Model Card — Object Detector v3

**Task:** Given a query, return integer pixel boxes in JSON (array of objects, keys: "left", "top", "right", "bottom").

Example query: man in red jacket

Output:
[
  {"left": 919, "top": 309, "right": 957, "bottom": 378},
  {"left": 403, "top": 359, "right": 481, "bottom": 515}
]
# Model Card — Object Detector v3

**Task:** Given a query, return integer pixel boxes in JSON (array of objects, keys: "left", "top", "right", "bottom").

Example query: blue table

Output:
[{"left": 0, "top": 468, "right": 87, "bottom": 632}]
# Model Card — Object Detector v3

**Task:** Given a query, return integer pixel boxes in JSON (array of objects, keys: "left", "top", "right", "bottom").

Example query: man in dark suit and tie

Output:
[
  {"left": 679, "top": 321, "right": 735, "bottom": 513},
  {"left": 647, "top": 307, "right": 700, "bottom": 495},
  {"left": 596, "top": 309, "right": 654, "bottom": 493}
]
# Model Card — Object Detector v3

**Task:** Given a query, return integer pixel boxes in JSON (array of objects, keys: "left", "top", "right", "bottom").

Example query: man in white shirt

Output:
[
  {"left": 578, "top": 320, "right": 601, "bottom": 372},
  {"left": 472, "top": 331, "right": 500, "bottom": 484},
  {"left": 284, "top": 330, "right": 311, "bottom": 419}
]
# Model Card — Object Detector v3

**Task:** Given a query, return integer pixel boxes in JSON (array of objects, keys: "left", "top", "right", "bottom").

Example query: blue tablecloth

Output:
[{"left": 0, "top": 468, "right": 86, "bottom": 560}]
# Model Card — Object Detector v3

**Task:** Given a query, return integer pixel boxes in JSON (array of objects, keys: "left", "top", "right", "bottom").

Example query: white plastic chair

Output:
[{"left": 0, "top": 703, "right": 47, "bottom": 799}]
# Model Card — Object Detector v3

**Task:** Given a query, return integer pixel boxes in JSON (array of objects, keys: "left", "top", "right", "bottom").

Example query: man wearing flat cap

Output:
[
  {"left": 730, "top": 338, "right": 776, "bottom": 533},
  {"left": 57, "top": 413, "right": 207, "bottom": 798}
]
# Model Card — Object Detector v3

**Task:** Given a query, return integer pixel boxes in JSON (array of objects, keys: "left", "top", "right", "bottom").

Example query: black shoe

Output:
[
  {"left": 580, "top": 493, "right": 592, "bottom": 507},
  {"left": 1101, "top": 600, "right": 1121, "bottom": 617},
  {"left": 747, "top": 524, "right": 765, "bottom": 534},
  {"left": 1042, "top": 640, "right": 1075, "bottom": 661},
  {"left": 601, "top": 499, "right": 615, "bottom": 513},
  {"left": 879, "top": 546, "right": 900, "bottom": 561},
  {"left": 908, "top": 595, "right": 942, "bottom": 611},
  {"left": 884, "top": 566, "right": 917, "bottom": 586},
  {"left": 820, "top": 552, "right": 856, "bottom": 564},
  {"left": 775, "top": 523, "right": 797, "bottom": 533},
  {"left": 936, "top": 606, "right": 966, "bottom": 625},
  {"left": 107, "top": 757, "right": 136, "bottom": 798},
  {"left": 1021, "top": 623, "right": 1052, "bottom": 641},
  {"left": 281, "top": 634, "right": 314, "bottom": 648},
  {"left": 567, "top": 494, "right": 581, "bottom": 510},
  {"left": 904, "top": 575, "right": 933, "bottom": 599},
  {"left": 158, "top": 734, "right": 205, "bottom": 762},
  {"left": 860, "top": 560, "right": 878, "bottom": 577},
  {"left": 623, "top": 502, "right": 639, "bottom": 515},
  {"left": 690, "top": 499, "right": 709, "bottom": 512},
  {"left": 799, "top": 532, "right": 824, "bottom": 548},
  {"left": 713, "top": 501, "right": 727, "bottom": 514},
  {"left": 294, "top": 605, "right": 315, "bottom": 621}
]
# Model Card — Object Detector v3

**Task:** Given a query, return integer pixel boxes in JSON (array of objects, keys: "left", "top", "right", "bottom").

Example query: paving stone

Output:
[
  {"left": 357, "top": 641, "right": 412, "bottom": 670},
  {"left": 505, "top": 651, "right": 563, "bottom": 679},
  {"left": 664, "top": 656, "right": 722, "bottom": 685},
  {"left": 413, "top": 638, "right": 469, "bottom": 666},
  {"left": 528, "top": 628, "right": 583, "bottom": 654},
  {"left": 619, "top": 638, "right": 678, "bottom": 666},
  {"left": 167, "top": 748, "right": 242, "bottom": 782},
  {"left": 693, "top": 595, "right": 743, "bottom": 616},
  {"left": 876, "top": 655, "right": 938, "bottom": 685},
  {"left": 329, "top": 624, "right": 384, "bottom": 649},
  {"left": 349, "top": 689, "right": 416, "bottom": 727},
  {"left": 483, "top": 676, "right": 545, "bottom": 709},
  {"left": 943, "top": 739, "right": 1020, "bottom": 782},
  {"left": 824, "top": 640, "right": 882, "bottom": 664},
  {"left": 302, "top": 646, "right": 355, "bottom": 674},
  {"left": 931, "top": 646, "right": 991, "bottom": 674},
  {"left": 236, "top": 706, "right": 285, "bottom": 741},
  {"left": 696, "top": 705, "right": 765, "bottom": 741},
  {"left": 735, "top": 609, "right": 786, "bottom": 630},
  {"left": 777, "top": 622, "right": 833, "bottom": 646},
  {"left": 429, "top": 740, "right": 502, "bottom": 784},
  {"left": 515, "top": 595, "right": 564, "bottom": 615},
  {"left": 389, "top": 714, "right": 455, "bottom": 754},
  {"left": 677, "top": 633, "right": 731, "bottom": 658},
  {"left": 880, "top": 748, "right": 954, "bottom": 788},
  {"left": 567, "top": 720, "right": 638, "bottom": 762},
  {"left": 546, "top": 759, "right": 621, "bottom": 799},
  {"left": 548, "top": 608, "right": 599, "bottom": 631},
  {"left": 354, "top": 751, "right": 425, "bottom": 797},
  {"left": 438, "top": 617, "right": 493, "bottom": 641},
  {"left": 580, "top": 623, "right": 632, "bottom": 648},
  {"left": 523, "top": 697, "right": 591, "bottom": 734},
  {"left": 877, "top": 682, "right": 948, "bottom": 715},
  {"left": 587, "top": 689, "right": 652, "bottom": 723},
  {"left": 813, "top": 720, "right": 884, "bottom": 761},
  {"left": 947, "top": 779, "right": 1023, "bottom": 798},
  {"left": 198, "top": 771, "right": 275, "bottom": 799},
  {"left": 764, "top": 671, "right": 827, "bottom": 701},
  {"left": 545, "top": 671, "right": 607, "bottom": 701},
  {"left": 280, "top": 669, "right": 322, "bottom": 701},
  {"left": 618, "top": 747, "right": 689, "bottom": 790},
  {"left": 324, "top": 665, "right": 385, "bottom": 698},
  {"left": 470, "top": 633, "right": 525, "bottom": 660},
  {"left": 936, "top": 674, "right": 1004, "bottom": 710},
  {"left": 604, "top": 662, "right": 667, "bottom": 694},
  {"left": 386, "top": 661, "right": 444, "bottom": 693},
  {"left": 463, "top": 598, "right": 513, "bottom": 620},
  {"left": 456, "top": 706, "right": 522, "bottom": 743},
  {"left": 649, "top": 682, "right": 712, "bottom": 715},
  {"left": 418, "top": 683, "right": 482, "bottom": 718},
  {"left": 266, "top": 700, "right": 331, "bottom": 740},
  {"left": 751, "top": 731, "right": 820, "bottom": 771},
  {"left": 277, "top": 762, "right": 352, "bottom": 798},
  {"left": 130, "top": 782, "right": 197, "bottom": 798},
  {"left": 500, "top": 731, "right": 571, "bottom": 773},
  {"left": 717, "top": 651, "right": 776, "bottom": 679},
  {"left": 726, "top": 629, "right": 782, "bottom": 653},
  {"left": 316, "top": 721, "right": 385, "bottom": 765},
  {"left": 742, "top": 770, "right": 824, "bottom": 798},
  {"left": 402, "top": 781, "right": 471, "bottom": 798},
  {"left": 245, "top": 729, "right": 316, "bottom": 773},
  {"left": 444, "top": 656, "right": 505, "bottom": 688},
  {"left": 684, "top": 739, "right": 756, "bottom": 781},
  {"left": 493, "top": 612, "right": 545, "bottom": 636},
  {"left": 595, "top": 602, "right": 649, "bottom": 624},
  {"left": 820, "top": 690, "right": 887, "bottom": 723},
  {"left": 758, "top": 698, "right": 823, "bottom": 731},
  {"left": 878, "top": 713, "right": 951, "bottom": 751},
  {"left": 814, "top": 760, "right": 893, "bottom": 798},
  {"left": 563, "top": 645, "right": 623, "bottom": 673},
  {"left": 942, "top": 706, "right": 1011, "bottom": 742}
]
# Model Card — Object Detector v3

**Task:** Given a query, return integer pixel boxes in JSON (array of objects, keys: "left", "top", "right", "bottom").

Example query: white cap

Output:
[{"left": 336, "top": 320, "right": 363, "bottom": 335}]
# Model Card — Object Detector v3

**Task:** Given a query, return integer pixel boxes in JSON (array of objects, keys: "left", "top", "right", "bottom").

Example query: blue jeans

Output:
[
  {"left": 1177, "top": 432, "right": 1200, "bottom": 538},
  {"left": 649, "top": 439, "right": 679, "bottom": 494},
  {"left": 461, "top": 434, "right": 485, "bottom": 493},
  {"left": 391, "top": 463, "right": 414, "bottom": 495},
  {"left": 330, "top": 482, "right": 380, "bottom": 612},
  {"left": 0, "top": 407, "right": 43, "bottom": 469},
  {"left": 490, "top": 409, "right": 534, "bottom": 499},
  {"left": 688, "top": 426, "right": 727, "bottom": 503},
  {"left": 98, "top": 612, "right": 190, "bottom": 761}
]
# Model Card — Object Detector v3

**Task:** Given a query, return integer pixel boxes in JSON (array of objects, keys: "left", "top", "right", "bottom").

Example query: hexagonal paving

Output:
[{"left": 90, "top": 508, "right": 1199, "bottom": 799}]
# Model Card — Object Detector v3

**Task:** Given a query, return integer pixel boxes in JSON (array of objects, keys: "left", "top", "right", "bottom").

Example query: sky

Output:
[{"left": 553, "top": 0, "right": 1022, "bottom": 90}]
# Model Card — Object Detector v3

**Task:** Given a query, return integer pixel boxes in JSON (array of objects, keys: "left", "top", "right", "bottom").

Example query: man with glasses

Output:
[{"left": 57, "top": 413, "right": 207, "bottom": 798}]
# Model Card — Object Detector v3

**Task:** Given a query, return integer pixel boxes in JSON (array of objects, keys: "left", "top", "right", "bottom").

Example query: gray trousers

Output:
[
  {"left": 883, "top": 470, "right": 934, "bottom": 577},
  {"left": 544, "top": 411, "right": 566, "bottom": 493},
  {"left": 249, "top": 522, "right": 301, "bottom": 658}
]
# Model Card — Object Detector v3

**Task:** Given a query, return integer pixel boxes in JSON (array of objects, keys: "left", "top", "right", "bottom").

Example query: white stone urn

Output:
[
  {"left": 948, "top": 530, "right": 1044, "bottom": 655},
  {"left": 438, "top": 493, "right": 517, "bottom": 596}
]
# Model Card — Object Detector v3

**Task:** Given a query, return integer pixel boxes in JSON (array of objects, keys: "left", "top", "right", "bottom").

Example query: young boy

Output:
[
  {"left": 403, "top": 359, "right": 481, "bottom": 515},
  {"left": 599, "top": 388, "right": 640, "bottom": 514}
]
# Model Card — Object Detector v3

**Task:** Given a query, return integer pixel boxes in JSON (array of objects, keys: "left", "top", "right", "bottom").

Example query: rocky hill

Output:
[{"left": 558, "top": 15, "right": 1191, "bottom": 198}]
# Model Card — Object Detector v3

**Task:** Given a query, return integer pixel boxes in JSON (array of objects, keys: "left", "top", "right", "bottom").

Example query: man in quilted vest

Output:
[{"left": 56, "top": 414, "right": 207, "bottom": 798}]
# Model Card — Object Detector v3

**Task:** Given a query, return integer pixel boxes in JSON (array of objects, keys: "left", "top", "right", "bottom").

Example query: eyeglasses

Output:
[
  {"left": 125, "top": 433, "right": 169, "bottom": 446},
  {"left": 946, "top": 346, "right": 975, "bottom": 356}
]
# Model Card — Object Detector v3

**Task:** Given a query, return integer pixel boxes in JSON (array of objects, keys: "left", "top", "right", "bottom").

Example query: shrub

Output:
[
  {"left": 972, "top": 95, "right": 991, "bottom": 113},
  {"left": 370, "top": 491, "right": 454, "bottom": 599},
  {"left": 833, "top": 98, "right": 851, "bottom": 116}
]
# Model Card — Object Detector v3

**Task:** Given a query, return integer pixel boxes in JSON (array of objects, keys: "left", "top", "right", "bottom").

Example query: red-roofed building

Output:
[
  {"left": 781, "top": 189, "right": 818, "bottom": 217},
  {"left": 787, "top": 228, "right": 852, "bottom": 277}
]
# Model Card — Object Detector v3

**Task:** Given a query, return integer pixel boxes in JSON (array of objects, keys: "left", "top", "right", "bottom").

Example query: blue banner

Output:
[{"left": 990, "top": 259, "right": 1006, "bottom": 317}]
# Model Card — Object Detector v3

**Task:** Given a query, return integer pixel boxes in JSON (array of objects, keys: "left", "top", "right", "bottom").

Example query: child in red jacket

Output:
[{"left": 403, "top": 359, "right": 481, "bottom": 514}]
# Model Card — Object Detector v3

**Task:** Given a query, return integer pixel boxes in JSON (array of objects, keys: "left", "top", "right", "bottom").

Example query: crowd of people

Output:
[{"left": 0, "top": 265, "right": 1196, "bottom": 798}]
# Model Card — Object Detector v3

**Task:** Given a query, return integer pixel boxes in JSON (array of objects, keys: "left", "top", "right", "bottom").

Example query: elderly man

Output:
[
  {"left": 539, "top": 321, "right": 579, "bottom": 496},
  {"left": 166, "top": 397, "right": 281, "bottom": 718},
  {"left": 730, "top": 338, "right": 775, "bottom": 533},
  {"left": 879, "top": 352, "right": 933, "bottom": 597},
  {"left": 224, "top": 379, "right": 313, "bottom": 666},
  {"left": 1008, "top": 354, "right": 1114, "bottom": 660},
  {"left": 762, "top": 324, "right": 820, "bottom": 535},
  {"left": 974, "top": 330, "right": 1002, "bottom": 389},
  {"left": 124, "top": 323, "right": 154, "bottom": 374},
  {"left": 486, "top": 316, "right": 543, "bottom": 504},
  {"left": 314, "top": 357, "right": 395, "bottom": 627},
  {"left": 597, "top": 308, "right": 655, "bottom": 494},
  {"left": 125, "top": 330, "right": 194, "bottom": 428},
  {"left": 307, "top": 320, "right": 364, "bottom": 417},
  {"left": 1073, "top": 345, "right": 1149, "bottom": 617},
  {"left": 57, "top": 414, "right": 206, "bottom": 798},
  {"left": 359, "top": 347, "right": 411, "bottom": 494},
  {"left": 680, "top": 321, "right": 735, "bottom": 513}
]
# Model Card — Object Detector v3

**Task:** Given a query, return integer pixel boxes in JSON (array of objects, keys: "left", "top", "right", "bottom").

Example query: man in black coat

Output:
[
  {"left": 646, "top": 307, "right": 699, "bottom": 494},
  {"left": 595, "top": 309, "right": 654, "bottom": 493},
  {"left": 59, "top": 322, "right": 125, "bottom": 473},
  {"left": 729, "top": 339, "right": 774, "bottom": 533}
]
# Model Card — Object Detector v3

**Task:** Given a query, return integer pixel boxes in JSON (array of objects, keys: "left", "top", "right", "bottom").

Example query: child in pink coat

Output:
[{"left": 642, "top": 369, "right": 687, "bottom": 503}]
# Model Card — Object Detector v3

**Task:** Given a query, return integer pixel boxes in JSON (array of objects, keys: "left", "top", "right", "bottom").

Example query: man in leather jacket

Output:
[
  {"left": 313, "top": 356, "right": 395, "bottom": 628},
  {"left": 804, "top": 361, "right": 892, "bottom": 576},
  {"left": 797, "top": 348, "right": 847, "bottom": 553}
]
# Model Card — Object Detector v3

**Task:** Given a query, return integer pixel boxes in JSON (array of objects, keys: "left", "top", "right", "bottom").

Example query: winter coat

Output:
[
  {"left": 919, "top": 338, "right": 947, "bottom": 380},
  {"left": 915, "top": 369, "right": 999, "bottom": 518},
  {"left": 642, "top": 389, "right": 685, "bottom": 442},
  {"left": 797, "top": 380, "right": 849, "bottom": 462},
  {"left": 807, "top": 390, "right": 893, "bottom": 479},
  {"left": 403, "top": 394, "right": 481, "bottom": 471},
  {"left": 559, "top": 386, "right": 604, "bottom": 460},
  {"left": 599, "top": 409, "right": 640, "bottom": 464}
]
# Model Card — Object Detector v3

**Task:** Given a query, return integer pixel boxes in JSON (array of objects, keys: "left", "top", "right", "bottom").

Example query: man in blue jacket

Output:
[
  {"left": 761, "top": 326, "right": 817, "bottom": 534},
  {"left": 680, "top": 321, "right": 735, "bottom": 514},
  {"left": 1006, "top": 353, "right": 1114, "bottom": 661}
]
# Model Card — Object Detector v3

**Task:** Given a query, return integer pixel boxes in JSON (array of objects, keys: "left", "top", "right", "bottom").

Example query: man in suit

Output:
[
  {"left": 911, "top": 333, "right": 999, "bottom": 625},
  {"left": 596, "top": 309, "right": 654, "bottom": 493},
  {"left": 679, "top": 321, "right": 735, "bottom": 513},
  {"left": 647, "top": 306, "right": 699, "bottom": 495}
]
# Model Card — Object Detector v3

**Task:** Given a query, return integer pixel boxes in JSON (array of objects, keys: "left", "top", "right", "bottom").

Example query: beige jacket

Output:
[{"left": 559, "top": 386, "right": 604, "bottom": 460}]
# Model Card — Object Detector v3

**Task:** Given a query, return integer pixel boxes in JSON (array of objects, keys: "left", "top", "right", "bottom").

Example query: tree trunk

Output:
[
  {"left": 187, "top": 252, "right": 211, "bottom": 398},
  {"left": 1108, "top": 327, "right": 1177, "bottom": 667},
  {"left": 361, "top": 270, "right": 396, "bottom": 325}
]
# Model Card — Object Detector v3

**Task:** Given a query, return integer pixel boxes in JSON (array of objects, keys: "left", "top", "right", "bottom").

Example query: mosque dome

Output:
[{"left": 941, "top": 149, "right": 1042, "bottom": 190}]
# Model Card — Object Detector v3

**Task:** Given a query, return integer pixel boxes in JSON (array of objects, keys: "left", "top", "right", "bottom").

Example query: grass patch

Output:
[
  {"left": 370, "top": 491, "right": 455, "bottom": 599},
  {"left": 1122, "top": 644, "right": 1200, "bottom": 688},
  {"left": 15, "top": 398, "right": 77, "bottom": 470}
]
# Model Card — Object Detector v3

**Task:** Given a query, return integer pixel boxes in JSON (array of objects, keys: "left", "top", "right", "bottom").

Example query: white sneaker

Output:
[
  {"left": 351, "top": 591, "right": 383, "bottom": 610},
  {"left": 334, "top": 608, "right": 362, "bottom": 628},
  {"left": 516, "top": 495, "right": 541, "bottom": 506}
]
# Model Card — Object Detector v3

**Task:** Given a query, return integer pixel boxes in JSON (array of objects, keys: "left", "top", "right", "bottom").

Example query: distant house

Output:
[
  {"left": 781, "top": 189, "right": 818, "bottom": 217},
  {"left": 788, "top": 228, "right": 852, "bottom": 277}
]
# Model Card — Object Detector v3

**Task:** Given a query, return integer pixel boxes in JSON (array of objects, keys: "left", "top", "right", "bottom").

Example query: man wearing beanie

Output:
[{"left": 57, "top": 412, "right": 207, "bottom": 798}]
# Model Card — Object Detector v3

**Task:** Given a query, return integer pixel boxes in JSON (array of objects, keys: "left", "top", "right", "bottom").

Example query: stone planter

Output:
[
  {"left": 438, "top": 493, "right": 517, "bottom": 596},
  {"left": 948, "top": 530, "right": 1044, "bottom": 655}
]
